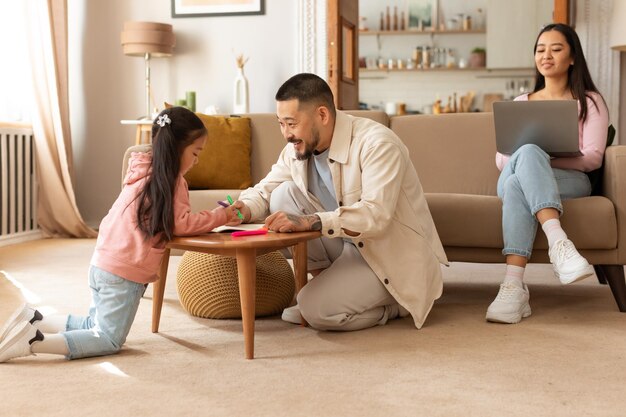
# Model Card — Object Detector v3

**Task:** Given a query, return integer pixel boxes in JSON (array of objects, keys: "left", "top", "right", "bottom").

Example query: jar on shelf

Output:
[
  {"left": 446, "top": 49, "right": 457, "bottom": 68},
  {"left": 422, "top": 46, "right": 431, "bottom": 69},
  {"left": 413, "top": 46, "right": 423, "bottom": 68},
  {"left": 463, "top": 15, "right": 472, "bottom": 31}
]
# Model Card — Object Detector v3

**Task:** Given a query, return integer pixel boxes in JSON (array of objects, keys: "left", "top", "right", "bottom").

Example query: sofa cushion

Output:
[
  {"left": 184, "top": 114, "right": 252, "bottom": 190},
  {"left": 426, "top": 194, "right": 617, "bottom": 251},
  {"left": 392, "top": 113, "right": 500, "bottom": 196}
]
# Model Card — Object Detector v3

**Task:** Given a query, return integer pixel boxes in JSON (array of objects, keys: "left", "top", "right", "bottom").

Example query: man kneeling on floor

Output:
[{"left": 231, "top": 73, "right": 448, "bottom": 331}]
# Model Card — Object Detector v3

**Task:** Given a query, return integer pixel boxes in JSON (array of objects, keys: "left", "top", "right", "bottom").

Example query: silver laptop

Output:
[{"left": 493, "top": 100, "right": 581, "bottom": 157}]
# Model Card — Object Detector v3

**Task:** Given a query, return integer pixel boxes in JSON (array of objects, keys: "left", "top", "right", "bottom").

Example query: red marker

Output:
[{"left": 231, "top": 228, "right": 268, "bottom": 237}]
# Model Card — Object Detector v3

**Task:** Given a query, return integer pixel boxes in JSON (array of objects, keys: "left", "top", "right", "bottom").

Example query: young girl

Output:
[
  {"left": 486, "top": 24, "right": 609, "bottom": 324},
  {"left": 0, "top": 106, "right": 241, "bottom": 361}
]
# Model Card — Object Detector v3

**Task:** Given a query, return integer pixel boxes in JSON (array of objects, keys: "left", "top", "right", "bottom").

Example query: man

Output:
[{"left": 233, "top": 73, "right": 447, "bottom": 331}]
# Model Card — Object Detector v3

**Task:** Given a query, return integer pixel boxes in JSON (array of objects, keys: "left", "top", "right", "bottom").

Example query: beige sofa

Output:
[{"left": 122, "top": 110, "right": 626, "bottom": 311}]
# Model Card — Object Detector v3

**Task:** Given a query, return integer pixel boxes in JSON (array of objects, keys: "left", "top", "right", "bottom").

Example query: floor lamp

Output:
[{"left": 121, "top": 22, "right": 175, "bottom": 120}]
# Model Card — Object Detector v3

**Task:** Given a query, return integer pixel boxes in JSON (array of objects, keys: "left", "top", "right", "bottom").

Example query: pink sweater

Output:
[
  {"left": 495, "top": 92, "right": 609, "bottom": 172},
  {"left": 91, "top": 152, "right": 228, "bottom": 284}
]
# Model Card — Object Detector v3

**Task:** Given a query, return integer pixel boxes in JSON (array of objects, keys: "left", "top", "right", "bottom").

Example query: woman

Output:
[{"left": 486, "top": 23, "right": 609, "bottom": 324}]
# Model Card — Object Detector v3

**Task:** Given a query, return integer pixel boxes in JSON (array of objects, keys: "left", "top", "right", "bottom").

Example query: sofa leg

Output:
[
  {"left": 593, "top": 265, "right": 608, "bottom": 285},
  {"left": 598, "top": 265, "right": 626, "bottom": 312}
]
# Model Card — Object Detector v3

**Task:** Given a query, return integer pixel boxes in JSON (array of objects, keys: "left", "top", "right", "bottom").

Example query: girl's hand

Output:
[
  {"left": 231, "top": 200, "right": 251, "bottom": 223},
  {"left": 224, "top": 206, "right": 243, "bottom": 226}
]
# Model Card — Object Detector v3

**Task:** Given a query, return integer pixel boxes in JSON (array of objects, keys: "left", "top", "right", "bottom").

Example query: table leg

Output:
[
  {"left": 152, "top": 248, "right": 170, "bottom": 333},
  {"left": 236, "top": 248, "right": 256, "bottom": 359},
  {"left": 292, "top": 241, "right": 309, "bottom": 326}
]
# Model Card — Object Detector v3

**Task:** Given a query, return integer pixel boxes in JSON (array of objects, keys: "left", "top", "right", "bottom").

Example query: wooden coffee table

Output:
[{"left": 153, "top": 230, "right": 321, "bottom": 359}]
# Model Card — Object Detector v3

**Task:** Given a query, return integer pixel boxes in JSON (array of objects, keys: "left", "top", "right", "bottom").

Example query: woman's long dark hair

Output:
[
  {"left": 532, "top": 23, "right": 604, "bottom": 123},
  {"left": 136, "top": 106, "right": 206, "bottom": 242}
]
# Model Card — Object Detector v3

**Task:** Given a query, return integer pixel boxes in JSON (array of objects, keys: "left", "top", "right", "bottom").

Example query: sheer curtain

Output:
[
  {"left": 576, "top": 0, "right": 620, "bottom": 140},
  {"left": 25, "top": 0, "right": 96, "bottom": 238}
]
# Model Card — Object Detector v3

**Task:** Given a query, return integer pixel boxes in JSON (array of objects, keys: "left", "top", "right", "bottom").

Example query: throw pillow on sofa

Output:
[
  {"left": 164, "top": 103, "right": 252, "bottom": 189},
  {"left": 185, "top": 113, "right": 252, "bottom": 189}
]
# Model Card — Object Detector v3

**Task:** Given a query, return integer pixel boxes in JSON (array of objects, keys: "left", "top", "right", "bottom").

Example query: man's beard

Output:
[{"left": 292, "top": 127, "right": 320, "bottom": 161}]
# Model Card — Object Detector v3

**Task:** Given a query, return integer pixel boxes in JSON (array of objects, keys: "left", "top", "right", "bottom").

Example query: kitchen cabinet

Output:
[{"left": 486, "top": 0, "right": 553, "bottom": 69}]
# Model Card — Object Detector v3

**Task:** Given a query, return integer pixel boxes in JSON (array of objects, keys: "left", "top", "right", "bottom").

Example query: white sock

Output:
[
  {"left": 31, "top": 333, "right": 69, "bottom": 356},
  {"left": 36, "top": 315, "right": 68, "bottom": 334},
  {"left": 503, "top": 264, "right": 525, "bottom": 288},
  {"left": 542, "top": 218, "right": 568, "bottom": 248}
]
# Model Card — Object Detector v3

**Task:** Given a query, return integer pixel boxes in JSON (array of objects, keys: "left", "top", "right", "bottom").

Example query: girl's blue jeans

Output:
[
  {"left": 497, "top": 144, "right": 591, "bottom": 259},
  {"left": 62, "top": 265, "right": 145, "bottom": 360}
]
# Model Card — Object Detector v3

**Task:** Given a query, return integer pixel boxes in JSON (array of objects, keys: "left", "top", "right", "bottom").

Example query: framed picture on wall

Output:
[
  {"left": 407, "top": 0, "right": 438, "bottom": 31},
  {"left": 172, "top": 0, "right": 265, "bottom": 18}
]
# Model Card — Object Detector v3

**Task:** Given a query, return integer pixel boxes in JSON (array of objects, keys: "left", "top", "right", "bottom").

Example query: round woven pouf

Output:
[{"left": 176, "top": 251, "right": 295, "bottom": 319}]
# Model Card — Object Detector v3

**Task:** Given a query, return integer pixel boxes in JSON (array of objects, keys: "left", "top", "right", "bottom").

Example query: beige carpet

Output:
[{"left": 1, "top": 238, "right": 625, "bottom": 417}]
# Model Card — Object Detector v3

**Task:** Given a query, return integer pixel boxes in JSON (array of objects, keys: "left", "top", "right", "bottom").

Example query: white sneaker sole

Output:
[
  {"left": 0, "top": 303, "right": 28, "bottom": 343},
  {"left": 281, "top": 305, "right": 302, "bottom": 325},
  {"left": 486, "top": 303, "right": 532, "bottom": 324},
  {"left": 556, "top": 264, "right": 595, "bottom": 285}
]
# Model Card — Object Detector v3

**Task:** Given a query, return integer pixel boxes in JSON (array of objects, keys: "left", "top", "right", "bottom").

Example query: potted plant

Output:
[{"left": 469, "top": 47, "right": 486, "bottom": 68}]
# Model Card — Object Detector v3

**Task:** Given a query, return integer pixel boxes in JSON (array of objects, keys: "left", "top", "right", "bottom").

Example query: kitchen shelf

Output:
[
  {"left": 361, "top": 67, "right": 487, "bottom": 72},
  {"left": 360, "top": 29, "right": 486, "bottom": 35}
]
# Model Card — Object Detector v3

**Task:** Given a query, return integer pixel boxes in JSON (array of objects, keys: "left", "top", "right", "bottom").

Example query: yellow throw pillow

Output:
[{"left": 184, "top": 113, "right": 252, "bottom": 190}]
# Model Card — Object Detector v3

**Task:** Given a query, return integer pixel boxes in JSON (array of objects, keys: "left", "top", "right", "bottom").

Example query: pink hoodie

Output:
[{"left": 91, "top": 152, "right": 228, "bottom": 284}]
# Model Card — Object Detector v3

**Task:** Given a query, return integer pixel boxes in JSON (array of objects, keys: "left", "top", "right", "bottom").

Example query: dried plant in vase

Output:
[{"left": 233, "top": 53, "right": 250, "bottom": 114}]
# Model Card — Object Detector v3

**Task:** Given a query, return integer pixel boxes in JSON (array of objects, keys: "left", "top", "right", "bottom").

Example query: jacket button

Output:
[
  {"left": 329, "top": 159, "right": 335, "bottom": 163},
  {"left": 328, "top": 229, "right": 334, "bottom": 235},
  {"left": 384, "top": 278, "right": 389, "bottom": 284},
  {"left": 339, "top": 201, "right": 343, "bottom": 206},
  {"left": 358, "top": 242, "right": 364, "bottom": 248}
]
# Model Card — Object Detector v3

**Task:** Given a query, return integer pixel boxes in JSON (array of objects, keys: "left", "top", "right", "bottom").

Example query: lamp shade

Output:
[
  {"left": 610, "top": 2, "right": 626, "bottom": 50},
  {"left": 121, "top": 21, "right": 175, "bottom": 57}
]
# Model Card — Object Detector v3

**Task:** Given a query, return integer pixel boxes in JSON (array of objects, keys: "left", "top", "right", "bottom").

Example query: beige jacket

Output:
[{"left": 240, "top": 111, "right": 448, "bottom": 328}]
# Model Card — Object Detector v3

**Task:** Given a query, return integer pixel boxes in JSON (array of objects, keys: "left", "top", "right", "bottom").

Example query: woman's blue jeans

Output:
[
  {"left": 497, "top": 144, "right": 591, "bottom": 259},
  {"left": 62, "top": 265, "right": 145, "bottom": 360}
]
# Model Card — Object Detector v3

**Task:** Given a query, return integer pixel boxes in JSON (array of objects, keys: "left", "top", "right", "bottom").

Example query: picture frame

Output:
[
  {"left": 172, "top": 0, "right": 265, "bottom": 18},
  {"left": 407, "top": 0, "right": 438, "bottom": 31}
]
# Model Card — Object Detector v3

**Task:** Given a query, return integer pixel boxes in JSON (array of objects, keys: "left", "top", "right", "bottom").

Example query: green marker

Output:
[{"left": 227, "top": 195, "right": 244, "bottom": 220}]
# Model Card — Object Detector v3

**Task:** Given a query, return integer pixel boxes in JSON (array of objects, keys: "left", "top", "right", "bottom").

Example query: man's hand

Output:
[{"left": 264, "top": 211, "right": 322, "bottom": 233}]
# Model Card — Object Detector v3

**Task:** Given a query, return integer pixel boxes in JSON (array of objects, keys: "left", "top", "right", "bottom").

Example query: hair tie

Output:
[{"left": 156, "top": 114, "right": 171, "bottom": 127}]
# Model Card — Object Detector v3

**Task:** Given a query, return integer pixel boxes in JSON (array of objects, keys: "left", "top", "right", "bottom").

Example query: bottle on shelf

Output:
[
  {"left": 393, "top": 6, "right": 398, "bottom": 31},
  {"left": 400, "top": 11, "right": 405, "bottom": 30},
  {"left": 385, "top": 6, "right": 391, "bottom": 31},
  {"left": 380, "top": 12, "right": 384, "bottom": 31}
]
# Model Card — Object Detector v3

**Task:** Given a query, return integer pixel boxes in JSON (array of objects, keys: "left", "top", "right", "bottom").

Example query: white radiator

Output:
[{"left": 0, "top": 124, "right": 39, "bottom": 244}]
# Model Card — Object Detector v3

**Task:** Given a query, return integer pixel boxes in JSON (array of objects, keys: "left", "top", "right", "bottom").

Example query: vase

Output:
[
  {"left": 468, "top": 52, "right": 486, "bottom": 68},
  {"left": 233, "top": 67, "right": 249, "bottom": 114}
]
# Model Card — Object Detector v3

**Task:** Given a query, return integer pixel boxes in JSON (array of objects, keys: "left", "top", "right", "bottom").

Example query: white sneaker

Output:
[
  {"left": 281, "top": 305, "right": 302, "bottom": 325},
  {"left": 0, "top": 321, "right": 44, "bottom": 363},
  {"left": 549, "top": 239, "right": 595, "bottom": 284},
  {"left": 0, "top": 304, "right": 43, "bottom": 343},
  {"left": 486, "top": 283, "right": 532, "bottom": 324}
]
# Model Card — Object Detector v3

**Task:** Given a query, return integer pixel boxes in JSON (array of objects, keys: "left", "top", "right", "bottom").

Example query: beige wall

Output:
[
  {"left": 621, "top": 53, "right": 626, "bottom": 145},
  {"left": 68, "top": 0, "right": 298, "bottom": 227}
]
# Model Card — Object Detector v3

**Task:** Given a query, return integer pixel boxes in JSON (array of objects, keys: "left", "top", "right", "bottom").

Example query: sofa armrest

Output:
[
  {"left": 121, "top": 144, "right": 152, "bottom": 189},
  {"left": 603, "top": 145, "right": 626, "bottom": 263}
]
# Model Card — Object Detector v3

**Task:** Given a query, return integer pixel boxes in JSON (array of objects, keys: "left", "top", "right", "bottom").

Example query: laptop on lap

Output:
[{"left": 493, "top": 100, "right": 581, "bottom": 157}]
